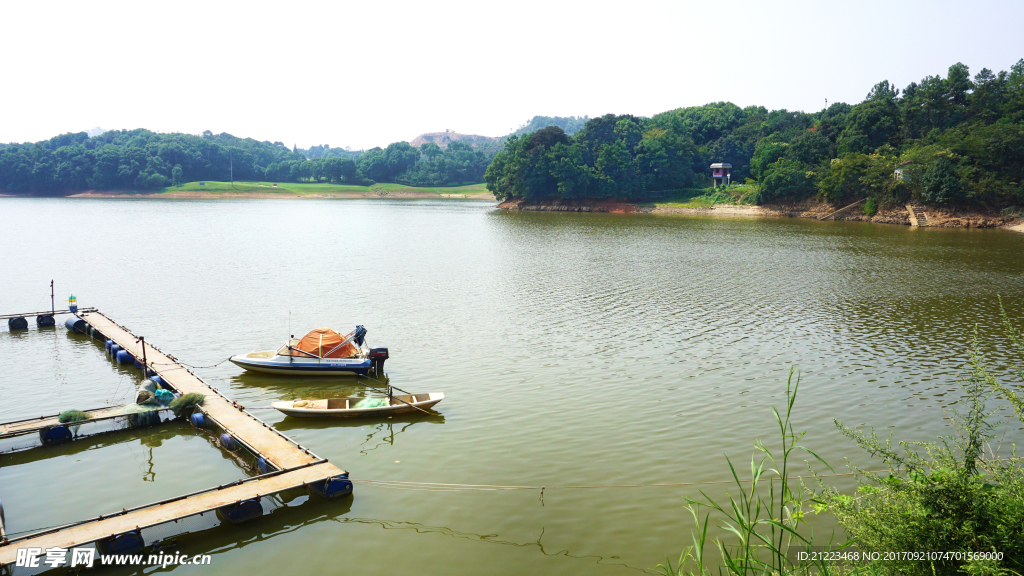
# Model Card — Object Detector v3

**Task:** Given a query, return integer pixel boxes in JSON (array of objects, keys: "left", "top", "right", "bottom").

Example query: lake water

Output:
[{"left": 1, "top": 198, "right": 1023, "bottom": 575}]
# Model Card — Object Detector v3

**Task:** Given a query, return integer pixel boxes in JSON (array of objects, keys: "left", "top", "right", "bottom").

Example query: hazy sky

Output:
[{"left": 2, "top": 0, "right": 1021, "bottom": 150}]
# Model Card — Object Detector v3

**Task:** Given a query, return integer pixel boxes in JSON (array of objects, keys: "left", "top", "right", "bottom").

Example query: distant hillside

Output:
[
  {"left": 510, "top": 115, "right": 588, "bottom": 137},
  {"left": 300, "top": 144, "right": 362, "bottom": 160},
  {"left": 409, "top": 117, "right": 589, "bottom": 151},
  {"left": 410, "top": 130, "right": 500, "bottom": 150}
]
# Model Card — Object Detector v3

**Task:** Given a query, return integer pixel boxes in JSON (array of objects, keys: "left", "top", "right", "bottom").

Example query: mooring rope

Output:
[{"left": 147, "top": 357, "right": 232, "bottom": 370}]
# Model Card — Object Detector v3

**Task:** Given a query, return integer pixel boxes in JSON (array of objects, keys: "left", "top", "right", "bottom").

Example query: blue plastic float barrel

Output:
[
  {"left": 190, "top": 413, "right": 208, "bottom": 428},
  {"left": 36, "top": 314, "right": 55, "bottom": 327},
  {"left": 105, "top": 339, "right": 113, "bottom": 351},
  {"left": 117, "top": 350, "right": 134, "bottom": 365},
  {"left": 256, "top": 457, "right": 272, "bottom": 474},
  {"left": 220, "top": 433, "right": 240, "bottom": 451},
  {"left": 64, "top": 317, "right": 86, "bottom": 334},
  {"left": 110, "top": 344, "right": 122, "bottom": 358},
  {"left": 216, "top": 498, "right": 264, "bottom": 524},
  {"left": 39, "top": 426, "right": 72, "bottom": 445},
  {"left": 134, "top": 357, "right": 143, "bottom": 369},
  {"left": 95, "top": 531, "right": 145, "bottom": 555},
  {"left": 307, "top": 474, "right": 353, "bottom": 499},
  {"left": 150, "top": 375, "right": 164, "bottom": 386},
  {"left": 7, "top": 317, "right": 28, "bottom": 330}
]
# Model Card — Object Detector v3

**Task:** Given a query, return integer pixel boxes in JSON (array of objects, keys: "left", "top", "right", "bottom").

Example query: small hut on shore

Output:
[{"left": 710, "top": 163, "right": 732, "bottom": 187}]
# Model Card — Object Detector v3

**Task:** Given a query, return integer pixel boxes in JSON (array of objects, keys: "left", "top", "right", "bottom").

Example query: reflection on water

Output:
[
  {"left": 2, "top": 199, "right": 1023, "bottom": 575},
  {"left": 333, "top": 520, "right": 650, "bottom": 574},
  {"left": 228, "top": 370, "right": 397, "bottom": 400},
  {"left": 0, "top": 422, "right": 246, "bottom": 536}
]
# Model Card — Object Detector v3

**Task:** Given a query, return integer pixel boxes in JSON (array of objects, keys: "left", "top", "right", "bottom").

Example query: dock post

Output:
[{"left": 140, "top": 336, "right": 149, "bottom": 377}]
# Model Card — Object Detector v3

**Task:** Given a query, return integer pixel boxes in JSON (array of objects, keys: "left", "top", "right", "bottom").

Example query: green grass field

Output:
[
  {"left": 646, "top": 184, "right": 758, "bottom": 207},
  {"left": 161, "top": 181, "right": 492, "bottom": 197}
]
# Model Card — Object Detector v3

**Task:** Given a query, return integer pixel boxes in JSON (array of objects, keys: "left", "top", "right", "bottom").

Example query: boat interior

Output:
[{"left": 291, "top": 394, "right": 435, "bottom": 409}]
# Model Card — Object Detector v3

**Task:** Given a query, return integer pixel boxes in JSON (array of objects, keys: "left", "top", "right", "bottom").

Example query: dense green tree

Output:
[
  {"left": 420, "top": 142, "right": 442, "bottom": 162},
  {"left": 759, "top": 159, "right": 813, "bottom": 202},
  {"left": 511, "top": 115, "right": 588, "bottom": 137},
  {"left": 750, "top": 141, "right": 790, "bottom": 180},
  {"left": 920, "top": 156, "right": 965, "bottom": 205}
]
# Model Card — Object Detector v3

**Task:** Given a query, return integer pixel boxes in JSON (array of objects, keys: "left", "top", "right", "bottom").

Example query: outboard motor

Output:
[
  {"left": 353, "top": 325, "right": 367, "bottom": 346},
  {"left": 369, "top": 347, "right": 389, "bottom": 373}
]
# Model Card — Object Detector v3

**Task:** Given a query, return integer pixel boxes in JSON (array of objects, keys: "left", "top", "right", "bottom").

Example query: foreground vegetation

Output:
[
  {"left": 486, "top": 59, "right": 1024, "bottom": 212},
  {"left": 660, "top": 301, "right": 1024, "bottom": 576}
]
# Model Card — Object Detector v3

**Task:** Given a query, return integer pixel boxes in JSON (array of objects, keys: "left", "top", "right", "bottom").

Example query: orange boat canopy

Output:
[{"left": 290, "top": 328, "right": 359, "bottom": 358}]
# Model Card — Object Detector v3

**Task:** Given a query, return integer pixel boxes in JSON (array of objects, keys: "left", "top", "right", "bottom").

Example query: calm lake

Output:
[{"left": 1, "top": 198, "right": 1023, "bottom": 575}]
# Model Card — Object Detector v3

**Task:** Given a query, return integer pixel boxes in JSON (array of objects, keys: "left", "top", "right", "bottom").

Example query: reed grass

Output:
[{"left": 657, "top": 368, "right": 853, "bottom": 576}]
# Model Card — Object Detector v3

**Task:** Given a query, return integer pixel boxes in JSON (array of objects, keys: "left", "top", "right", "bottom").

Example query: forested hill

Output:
[
  {"left": 0, "top": 129, "right": 315, "bottom": 192},
  {"left": 0, "top": 114, "right": 595, "bottom": 193},
  {"left": 486, "top": 60, "right": 1024, "bottom": 212},
  {"left": 510, "top": 116, "right": 588, "bottom": 137}
]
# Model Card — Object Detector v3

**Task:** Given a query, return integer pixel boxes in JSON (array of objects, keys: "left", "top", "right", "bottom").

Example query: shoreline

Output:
[
  {"left": 3, "top": 190, "right": 495, "bottom": 201},
  {"left": 497, "top": 198, "right": 1024, "bottom": 232},
  {"left": 5, "top": 191, "right": 1021, "bottom": 232}
]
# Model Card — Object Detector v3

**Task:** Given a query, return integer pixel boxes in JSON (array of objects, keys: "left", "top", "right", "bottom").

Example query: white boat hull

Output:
[{"left": 230, "top": 351, "right": 372, "bottom": 376}]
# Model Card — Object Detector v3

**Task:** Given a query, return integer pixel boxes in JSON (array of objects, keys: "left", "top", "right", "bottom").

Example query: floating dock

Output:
[{"left": 0, "top": 310, "right": 348, "bottom": 565}]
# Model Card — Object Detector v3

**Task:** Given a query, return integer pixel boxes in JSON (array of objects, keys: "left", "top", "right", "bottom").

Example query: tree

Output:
[
  {"left": 758, "top": 158, "right": 812, "bottom": 202},
  {"left": 420, "top": 142, "right": 442, "bottom": 162},
  {"left": 920, "top": 156, "right": 965, "bottom": 205},
  {"left": 171, "top": 164, "right": 183, "bottom": 186}
]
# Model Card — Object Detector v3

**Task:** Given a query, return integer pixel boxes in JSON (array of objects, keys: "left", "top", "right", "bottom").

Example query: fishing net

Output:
[
  {"left": 170, "top": 393, "right": 205, "bottom": 417},
  {"left": 353, "top": 397, "right": 388, "bottom": 409},
  {"left": 0, "top": 406, "right": 173, "bottom": 454},
  {"left": 58, "top": 409, "right": 91, "bottom": 424}
]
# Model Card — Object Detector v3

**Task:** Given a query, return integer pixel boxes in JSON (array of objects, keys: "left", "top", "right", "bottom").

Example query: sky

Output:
[{"left": 2, "top": 0, "right": 1022, "bottom": 150}]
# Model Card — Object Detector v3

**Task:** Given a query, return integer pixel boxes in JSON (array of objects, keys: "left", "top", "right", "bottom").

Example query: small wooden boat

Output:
[{"left": 272, "top": 393, "right": 444, "bottom": 418}]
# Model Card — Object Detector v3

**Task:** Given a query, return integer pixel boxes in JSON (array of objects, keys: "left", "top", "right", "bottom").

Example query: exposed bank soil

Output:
[{"left": 499, "top": 198, "right": 1022, "bottom": 231}]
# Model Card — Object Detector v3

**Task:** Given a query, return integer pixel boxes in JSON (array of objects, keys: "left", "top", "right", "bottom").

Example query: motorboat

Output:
[
  {"left": 272, "top": 392, "right": 444, "bottom": 418},
  {"left": 229, "top": 326, "right": 388, "bottom": 376}
]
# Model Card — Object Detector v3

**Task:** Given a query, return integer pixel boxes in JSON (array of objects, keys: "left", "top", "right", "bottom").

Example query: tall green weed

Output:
[{"left": 815, "top": 299, "right": 1024, "bottom": 576}]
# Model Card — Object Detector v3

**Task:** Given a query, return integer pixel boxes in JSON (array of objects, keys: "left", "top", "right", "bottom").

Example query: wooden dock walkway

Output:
[
  {"left": 78, "top": 311, "right": 330, "bottom": 469},
  {"left": 0, "top": 464, "right": 334, "bottom": 564},
  {"left": 0, "top": 308, "right": 94, "bottom": 321},
  {"left": 0, "top": 405, "right": 134, "bottom": 439},
  {"left": 0, "top": 310, "right": 346, "bottom": 564}
]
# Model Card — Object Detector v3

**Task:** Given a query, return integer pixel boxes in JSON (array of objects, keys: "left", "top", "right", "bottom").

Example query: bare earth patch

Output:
[{"left": 499, "top": 198, "right": 1024, "bottom": 231}]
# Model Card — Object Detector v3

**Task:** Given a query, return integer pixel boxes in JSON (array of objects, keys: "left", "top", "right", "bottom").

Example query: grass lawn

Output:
[
  {"left": 160, "top": 181, "right": 492, "bottom": 197},
  {"left": 645, "top": 184, "right": 758, "bottom": 207}
]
